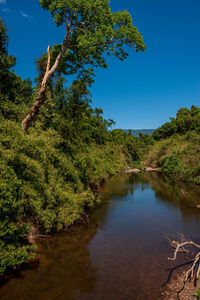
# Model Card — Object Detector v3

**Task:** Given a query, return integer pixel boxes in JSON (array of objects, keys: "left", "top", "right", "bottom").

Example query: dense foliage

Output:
[
  {"left": 0, "top": 13, "right": 144, "bottom": 275},
  {"left": 152, "top": 106, "right": 200, "bottom": 140},
  {"left": 145, "top": 107, "right": 200, "bottom": 183}
]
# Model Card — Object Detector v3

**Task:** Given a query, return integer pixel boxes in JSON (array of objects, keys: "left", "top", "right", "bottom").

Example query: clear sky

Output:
[{"left": 1, "top": 0, "right": 200, "bottom": 129}]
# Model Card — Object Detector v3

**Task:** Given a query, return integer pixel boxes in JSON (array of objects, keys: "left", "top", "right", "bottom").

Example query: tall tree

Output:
[
  {"left": 0, "top": 18, "right": 16, "bottom": 70},
  {"left": 0, "top": 17, "right": 16, "bottom": 93},
  {"left": 0, "top": 18, "right": 33, "bottom": 120},
  {"left": 22, "top": 0, "right": 145, "bottom": 130}
]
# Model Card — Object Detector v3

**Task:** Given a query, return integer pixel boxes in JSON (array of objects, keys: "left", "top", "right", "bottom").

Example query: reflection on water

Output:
[{"left": 1, "top": 173, "right": 200, "bottom": 300}]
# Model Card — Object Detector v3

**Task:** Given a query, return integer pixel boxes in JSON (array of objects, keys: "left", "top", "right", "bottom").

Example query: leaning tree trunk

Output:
[{"left": 22, "top": 35, "right": 69, "bottom": 131}]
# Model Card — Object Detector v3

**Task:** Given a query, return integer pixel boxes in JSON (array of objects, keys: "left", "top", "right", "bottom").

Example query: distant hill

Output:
[{"left": 123, "top": 129, "right": 155, "bottom": 137}]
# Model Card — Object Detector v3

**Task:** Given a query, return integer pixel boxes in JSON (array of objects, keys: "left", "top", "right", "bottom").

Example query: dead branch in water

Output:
[{"left": 168, "top": 235, "right": 200, "bottom": 289}]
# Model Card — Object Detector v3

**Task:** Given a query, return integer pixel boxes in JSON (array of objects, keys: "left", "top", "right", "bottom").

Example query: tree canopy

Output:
[
  {"left": 22, "top": 0, "right": 145, "bottom": 130},
  {"left": 0, "top": 18, "right": 33, "bottom": 121},
  {"left": 152, "top": 105, "right": 200, "bottom": 140}
]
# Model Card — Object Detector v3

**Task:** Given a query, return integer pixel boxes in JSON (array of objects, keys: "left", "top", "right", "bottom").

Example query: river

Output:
[{"left": 1, "top": 172, "right": 200, "bottom": 299}]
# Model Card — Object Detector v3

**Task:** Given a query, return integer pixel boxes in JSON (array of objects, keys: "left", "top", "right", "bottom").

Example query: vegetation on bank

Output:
[
  {"left": 144, "top": 106, "right": 200, "bottom": 184},
  {"left": 1, "top": 0, "right": 199, "bottom": 280},
  {"left": 0, "top": 0, "right": 146, "bottom": 275}
]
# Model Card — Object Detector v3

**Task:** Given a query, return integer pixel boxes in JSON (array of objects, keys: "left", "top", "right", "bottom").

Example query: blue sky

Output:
[{"left": 1, "top": 0, "right": 200, "bottom": 129}]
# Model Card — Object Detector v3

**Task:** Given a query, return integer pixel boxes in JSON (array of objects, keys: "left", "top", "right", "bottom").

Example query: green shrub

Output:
[
  {"left": 193, "top": 176, "right": 200, "bottom": 185},
  {"left": 162, "top": 153, "right": 181, "bottom": 177},
  {"left": 0, "top": 164, "right": 36, "bottom": 275},
  {"left": 0, "top": 116, "right": 133, "bottom": 274}
]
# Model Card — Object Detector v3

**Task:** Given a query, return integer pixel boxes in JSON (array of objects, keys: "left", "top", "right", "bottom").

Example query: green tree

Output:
[
  {"left": 152, "top": 118, "right": 178, "bottom": 140},
  {"left": 22, "top": 0, "right": 145, "bottom": 130},
  {"left": 176, "top": 108, "right": 193, "bottom": 133},
  {"left": 0, "top": 18, "right": 33, "bottom": 121},
  {"left": 0, "top": 18, "right": 16, "bottom": 71},
  {"left": 152, "top": 106, "right": 200, "bottom": 141}
]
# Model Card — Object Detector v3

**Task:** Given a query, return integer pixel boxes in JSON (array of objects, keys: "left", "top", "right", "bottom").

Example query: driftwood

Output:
[{"left": 168, "top": 235, "right": 200, "bottom": 290}]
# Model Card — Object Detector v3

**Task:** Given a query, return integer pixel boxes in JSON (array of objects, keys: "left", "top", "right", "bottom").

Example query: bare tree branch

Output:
[
  {"left": 46, "top": 45, "right": 51, "bottom": 73},
  {"left": 169, "top": 240, "right": 200, "bottom": 261},
  {"left": 168, "top": 236, "right": 200, "bottom": 293}
]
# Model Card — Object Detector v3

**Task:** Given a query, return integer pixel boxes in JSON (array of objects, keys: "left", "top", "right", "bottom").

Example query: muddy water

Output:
[{"left": 1, "top": 172, "right": 200, "bottom": 300}]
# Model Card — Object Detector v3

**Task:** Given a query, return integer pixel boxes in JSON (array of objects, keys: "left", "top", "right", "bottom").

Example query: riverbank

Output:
[
  {"left": 1, "top": 172, "right": 200, "bottom": 300},
  {"left": 144, "top": 131, "right": 200, "bottom": 185},
  {"left": 0, "top": 116, "right": 133, "bottom": 276},
  {"left": 164, "top": 270, "right": 200, "bottom": 300}
]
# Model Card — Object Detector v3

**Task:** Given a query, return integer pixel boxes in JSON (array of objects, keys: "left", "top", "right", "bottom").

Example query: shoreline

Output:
[
  {"left": 1, "top": 169, "right": 199, "bottom": 300},
  {"left": 163, "top": 270, "right": 200, "bottom": 300}
]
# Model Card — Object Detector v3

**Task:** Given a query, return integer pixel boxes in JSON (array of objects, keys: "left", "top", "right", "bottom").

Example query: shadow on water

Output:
[
  {"left": 0, "top": 172, "right": 200, "bottom": 300},
  {"left": 0, "top": 223, "right": 99, "bottom": 300}
]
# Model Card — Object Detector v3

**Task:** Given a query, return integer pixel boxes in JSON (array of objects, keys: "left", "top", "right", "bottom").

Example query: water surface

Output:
[{"left": 1, "top": 172, "right": 200, "bottom": 300}]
